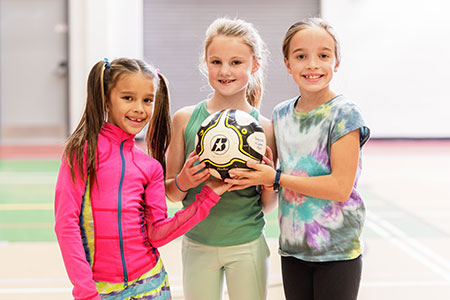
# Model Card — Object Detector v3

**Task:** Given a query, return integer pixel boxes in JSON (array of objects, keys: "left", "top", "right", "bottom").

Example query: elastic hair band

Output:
[
  {"left": 104, "top": 57, "right": 111, "bottom": 68},
  {"left": 155, "top": 68, "right": 160, "bottom": 75},
  {"left": 174, "top": 174, "right": 188, "bottom": 193}
]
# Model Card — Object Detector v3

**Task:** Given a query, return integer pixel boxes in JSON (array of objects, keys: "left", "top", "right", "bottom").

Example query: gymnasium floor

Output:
[{"left": 0, "top": 140, "right": 449, "bottom": 299}]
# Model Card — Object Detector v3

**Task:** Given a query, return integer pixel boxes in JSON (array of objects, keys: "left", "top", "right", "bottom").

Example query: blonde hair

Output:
[
  {"left": 200, "top": 17, "right": 268, "bottom": 108},
  {"left": 282, "top": 17, "right": 341, "bottom": 65},
  {"left": 64, "top": 58, "right": 172, "bottom": 187}
]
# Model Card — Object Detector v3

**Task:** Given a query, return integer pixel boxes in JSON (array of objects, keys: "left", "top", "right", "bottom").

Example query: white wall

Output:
[
  {"left": 68, "top": 0, "right": 143, "bottom": 131},
  {"left": 322, "top": 0, "right": 450, "bottom": 138},
  {"left": 68, "top": 0, "right": 450, "bottom": 138}
]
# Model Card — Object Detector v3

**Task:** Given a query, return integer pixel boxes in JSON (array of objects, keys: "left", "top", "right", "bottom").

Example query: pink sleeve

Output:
[
  {"left": 144, "top": 164, "right": 220, "bottom": 248},
  {"left": 54, "top": 159, "right": 101, "bottom": 300}
]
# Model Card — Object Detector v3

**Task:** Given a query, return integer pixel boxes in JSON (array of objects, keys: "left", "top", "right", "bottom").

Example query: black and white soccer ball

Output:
[{"left": 195, "top": 109, "right": 266, "bottom": 180}]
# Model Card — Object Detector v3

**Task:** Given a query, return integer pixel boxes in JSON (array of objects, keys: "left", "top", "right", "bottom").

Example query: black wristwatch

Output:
[{"left": 273, "top": 169, "right": 282, "bottom": 191}]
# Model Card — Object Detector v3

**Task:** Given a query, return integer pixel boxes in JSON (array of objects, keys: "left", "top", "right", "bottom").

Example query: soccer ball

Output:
[{"left": 195, "top": 109, "right": 266, "bottom": 180}]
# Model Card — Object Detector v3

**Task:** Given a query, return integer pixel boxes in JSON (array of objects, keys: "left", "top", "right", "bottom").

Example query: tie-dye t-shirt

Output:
[{"left": 272, "top": 94, "right": 370, "bottom": 262}]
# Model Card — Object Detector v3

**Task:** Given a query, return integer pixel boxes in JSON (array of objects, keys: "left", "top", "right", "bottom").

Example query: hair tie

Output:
[
  {"left": 155, "top": 68, "right": 160, "bottom": 75},
  {"left": 104, "top": 57, "right": 111, "bottom": 68}
]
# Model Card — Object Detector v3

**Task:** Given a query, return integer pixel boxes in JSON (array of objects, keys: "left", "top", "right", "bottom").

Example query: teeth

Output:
[
  {"left": 129, "top": 117, "right": 143, "bottom": 122},
  {"left": 305, "top": 75, "right": 321, "bottom": 79}
]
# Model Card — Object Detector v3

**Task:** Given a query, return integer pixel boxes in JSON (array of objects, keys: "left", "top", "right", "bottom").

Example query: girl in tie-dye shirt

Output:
[{"left": 226, "top": 17, "right": 370, "bottom": 300}]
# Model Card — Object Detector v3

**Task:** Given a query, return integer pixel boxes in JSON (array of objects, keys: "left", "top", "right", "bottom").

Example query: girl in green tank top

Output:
[{"left": 165, "top": 18, "right": 277, "bottom": 300}]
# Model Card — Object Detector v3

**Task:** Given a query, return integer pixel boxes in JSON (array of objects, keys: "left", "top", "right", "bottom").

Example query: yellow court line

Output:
[
  {"left": 0, "top": 203, "right": 53, "bottom": 211},
  {"left": 0, "top": 222, "right": 54, "bottom": 228}
]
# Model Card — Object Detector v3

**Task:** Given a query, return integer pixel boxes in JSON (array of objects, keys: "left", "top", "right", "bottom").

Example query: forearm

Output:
[
  {"left": 147, "top": 185, "right": 220, "bottom": 248},
  {"left": 165, "top": 178, "right": 187, "bottom": 203},
  {"left": 280, "top": 173, "right": 354, "bottom": 202}
]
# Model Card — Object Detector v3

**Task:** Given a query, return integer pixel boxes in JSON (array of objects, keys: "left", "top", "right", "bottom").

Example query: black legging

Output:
[{"left": 281, "top": 255, "right": 362, "bottom": 300}]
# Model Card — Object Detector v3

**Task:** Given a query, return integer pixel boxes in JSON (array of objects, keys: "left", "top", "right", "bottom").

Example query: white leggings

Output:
[{"left": 182, "top": 235, "right": 270, "bottom": 300}]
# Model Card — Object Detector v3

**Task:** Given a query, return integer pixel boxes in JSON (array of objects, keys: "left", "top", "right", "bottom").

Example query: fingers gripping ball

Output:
[{"left": 195, "top": 109, "right": 266, "bottom": 180}]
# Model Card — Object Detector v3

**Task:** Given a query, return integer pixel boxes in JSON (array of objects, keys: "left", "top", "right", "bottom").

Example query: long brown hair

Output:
[
  {"left": 64, "top": 58, "right": 171, "bottom": 187},
  {"left": 146, "top": 73, "right": 171, "bottom": 175}
]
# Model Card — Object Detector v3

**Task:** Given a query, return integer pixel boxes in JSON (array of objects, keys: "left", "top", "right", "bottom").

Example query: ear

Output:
[
  {"left": 284, "top": 57, "right": 292, "bottom": 74},
  {"left": 105, "top": 101, "right": 111, "bottom": 113},
  {"left": 251, "top": 57, "right": 260, "bottom": 74},
  {"left": 334, "top": 61, "right": 340, "bottom": 72}
]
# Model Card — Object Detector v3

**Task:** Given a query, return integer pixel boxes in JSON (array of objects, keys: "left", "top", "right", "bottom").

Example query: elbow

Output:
[
  {"left": 165, "top": 193, "right": 182, "bottom": 203},
  {"left": 334, "top": 185, "right": 353, "bottom": 202},
  {"left": 149, "top": 240, "right": 165, "bottom": 248}
]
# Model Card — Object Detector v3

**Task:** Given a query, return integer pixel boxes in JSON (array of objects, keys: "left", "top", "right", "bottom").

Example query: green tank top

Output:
[{"left": 183, "top": 100, "right": 265, "bottom": 246}]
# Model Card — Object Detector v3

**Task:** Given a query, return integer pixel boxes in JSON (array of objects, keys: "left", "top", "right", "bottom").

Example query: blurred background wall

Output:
[{"left": 0, "top": 0, "right": 448, "bottom": 145}]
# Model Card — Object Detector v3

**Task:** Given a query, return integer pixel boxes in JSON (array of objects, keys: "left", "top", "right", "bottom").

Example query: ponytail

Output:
[
  {"left": 64, "top": 61, "right": 107, "bottom": 187},
  {"left": 246, "top": 76, "right": 263, "bottom": 108},
  {"left": 146, "top": 73, "right": 172, "bottom": 176}
]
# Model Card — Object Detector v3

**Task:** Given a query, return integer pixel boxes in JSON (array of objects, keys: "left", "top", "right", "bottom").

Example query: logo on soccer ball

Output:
[{"left": 210, "top": 135, "right": 229, "bottom": 155}]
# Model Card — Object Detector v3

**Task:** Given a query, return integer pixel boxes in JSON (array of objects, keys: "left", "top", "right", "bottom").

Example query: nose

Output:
[
  {"left": 133, "top": 100, "right": 145, "bottom": 114},
  {"left": 219, "top": 64, "right": 231, "bottom": 76},
  {"left": 307, "top": 56, "right": 319, "bottom": 69}
]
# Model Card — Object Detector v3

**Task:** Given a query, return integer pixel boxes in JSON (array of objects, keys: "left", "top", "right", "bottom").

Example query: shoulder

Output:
[
  {"left": 331, "top": 95, "right": 365, "bottom": 119},
  {"left": 172, "top": 105, "right": 197, "bottom": 128},
  {"left": 330, "top": 95, "right": 370, "bottom": 145},
  {"left": 132, "top": 146, "right": 152, "bottom": 165},
  {"left": 273, "top": 97, "right": 297, "bottom": 117},
  {"left": 332, "top": 94, "right": 357, "bottom": 108},
  {"left": 132, "top": 146, "right": 164, "bottom": 176}
]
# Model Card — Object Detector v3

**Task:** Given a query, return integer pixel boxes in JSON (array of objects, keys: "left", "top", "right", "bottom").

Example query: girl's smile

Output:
[
  {"left": 218, "top": 79, "right": 237, "bottom": 85},
  {"left": 302, "top": 73, "right": 324, "bottom": 82}
]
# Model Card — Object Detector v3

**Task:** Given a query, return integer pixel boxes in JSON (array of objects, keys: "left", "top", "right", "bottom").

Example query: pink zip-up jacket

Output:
[{"left": 55, "top": 123, "right": 220, "bottom": 300}]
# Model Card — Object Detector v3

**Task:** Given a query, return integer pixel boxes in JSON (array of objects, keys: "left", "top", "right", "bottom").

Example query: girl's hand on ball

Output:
[
  {"left": 226, "top": 169, "right": 254, "bottom": 191},
  {"left": 205, "top": 177, "right": 232, "bottom": 195},
  {"left": 225, "top": 161, "right": 275, "bottom": 188},
  {"left": 178, "top": 151, "right": 210, "bottom": 190}
]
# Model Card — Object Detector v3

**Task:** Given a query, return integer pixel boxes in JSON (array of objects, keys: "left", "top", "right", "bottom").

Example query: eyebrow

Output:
[
  {"left": 119, "top": 91, "right": 154, "bottom": 97},
  {"left": 292, "top": 47, "right": 333, "bottom": 53},
  {"left": 119, "top": 90, "right": 137, "bottom": 94},
  {"left": 208, "top": 55, "right": 245, "bottom": 60}
]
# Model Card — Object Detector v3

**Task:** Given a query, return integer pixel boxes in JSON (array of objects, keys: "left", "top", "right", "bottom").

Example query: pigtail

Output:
[
  {"left": 146, "top": 73, "right": 172, "bottom": 176},
  {"left": 64, "top": 61, "right": 108, "bottom": 187}
]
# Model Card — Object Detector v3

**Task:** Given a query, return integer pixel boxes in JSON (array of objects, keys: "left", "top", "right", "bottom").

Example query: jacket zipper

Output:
[{"left": 118, "top": 141, "right": 128, "bottom": 287}]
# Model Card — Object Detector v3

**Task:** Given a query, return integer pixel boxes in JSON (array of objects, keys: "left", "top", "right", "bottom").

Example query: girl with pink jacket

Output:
[{"left": 55, "top": 58, "right": 229, "bottom": 300}]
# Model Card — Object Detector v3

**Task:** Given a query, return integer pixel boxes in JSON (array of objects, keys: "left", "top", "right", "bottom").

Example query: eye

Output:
[
  {"left": 211, "top": 60, "right": 221, "bottom": 65},
  {"left": 144, "top": 98, "right": 154, "bottom": 103},
  {"left": 296, "top": 54, "right": 305, "bottom": 60},
  {"left": 122, "top": 96, "right": 133, "bottom": 101},
  {"left": 320, "top": 54, "right": 329, "bottom": 59},
  {"left": 231, "top": 60, "right": 242, "bottom": 66}
]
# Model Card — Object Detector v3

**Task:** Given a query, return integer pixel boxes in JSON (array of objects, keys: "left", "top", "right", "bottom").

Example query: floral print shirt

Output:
[{"left": 272, "top": 95, "right": 370, "bottom": 262}]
